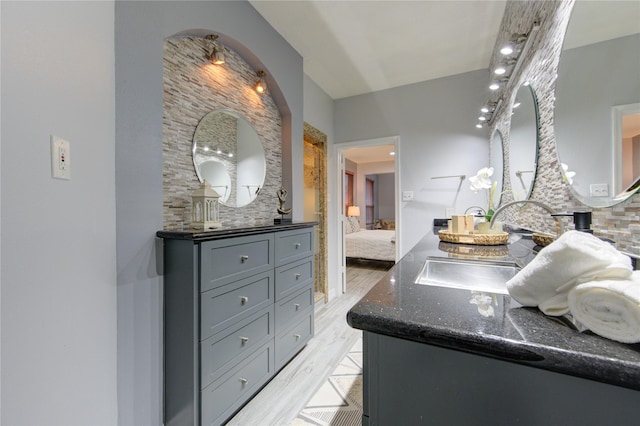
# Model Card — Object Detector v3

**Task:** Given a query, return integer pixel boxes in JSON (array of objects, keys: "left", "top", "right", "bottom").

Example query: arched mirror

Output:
[
  {"left": 509, "top": 83, "right": 539, "bottom": 201},
  {"left": 490, "top": 130, "right": 504, "bottom": 209},
  {"left": 555, "top": 1, "right": 640, "bottom": 207},
  {"left": 192, "top": 110, "right": 266, "bottom": 207}
]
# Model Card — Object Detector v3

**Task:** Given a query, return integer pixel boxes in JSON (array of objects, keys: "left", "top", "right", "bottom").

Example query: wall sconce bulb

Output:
[
  {"left": 205, "top": 34, "right": 226, "bottom": 65},
  {"left": 255, "top": 70, "right": 267, "bottom": 94}
]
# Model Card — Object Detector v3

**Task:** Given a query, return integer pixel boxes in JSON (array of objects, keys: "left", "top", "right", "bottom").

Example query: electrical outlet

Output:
[
  {"left": 51, "top": 135, "right": 71, "bottom": 180},
  {"left": 589, "top": 183, "right": 608, "bottom": 197},
  {"left": 402, "top": 191, "right": 414, "bottom": 201}
]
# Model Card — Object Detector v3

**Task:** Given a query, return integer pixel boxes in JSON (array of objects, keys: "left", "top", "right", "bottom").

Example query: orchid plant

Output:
[
  {"left": 469, "top": 166, "right": 498, "bottom": 221},
  {"left": 561, "top": 163, "right": 576, "bottom": 185}
]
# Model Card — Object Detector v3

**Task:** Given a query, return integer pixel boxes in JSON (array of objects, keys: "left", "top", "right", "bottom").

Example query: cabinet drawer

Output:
[
  {"left": 275, "top": 312, "right": 313, "bottom": 369},
  {"left": 201, "top": 341, "right": 274, "bottom": 426},
  {"left": 201, "top": 271, "right": 273, "bottom": 341},
  {"left": 201, "top": 234, "right": 274, "bottom": 292},
  {"left": 201, "top": 308, "right": 273, "bottom": 389},
  {"left": 275, "top": 285, "right": 314, "bottom": 330},
  {"left": 275, "top": 228, "right": 314, "bottom": 267},
  {"left": 275, "top": 257, "right": 314, "bottom": 301}
]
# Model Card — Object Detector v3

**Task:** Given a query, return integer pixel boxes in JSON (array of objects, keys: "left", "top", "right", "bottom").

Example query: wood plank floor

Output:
[{"left": 227, "top": 260, "right": 392, "bottom": 426}]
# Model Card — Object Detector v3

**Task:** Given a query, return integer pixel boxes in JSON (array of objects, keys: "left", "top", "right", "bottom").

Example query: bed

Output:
[{"left": 345, "top": 217, "right": 396, "bottom": 261}]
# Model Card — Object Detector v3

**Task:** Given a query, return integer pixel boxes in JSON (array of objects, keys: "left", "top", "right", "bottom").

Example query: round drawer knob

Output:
[
  {"left": 240, "top": 336, "right": 249, "bottom": 345},
  {"left": 241, "top": 255, "right": 249, "bottom": 263},
  {"left": 294, "top": 334, "right": 301, "bottom": 340},
  {"left": 294, "top": 303, "right": 300, "bottom": 311},
  {"left": 240, "top": 378, "right": 249, "bottom": 385},
  {"left": 240, "top": 296, "right": 249, "bottom": 305},
  {"left": 295, "top": 243, "right": 301, "bottom": 249},
  {"left": 295, "top": 273, "right": 302, "bottom": 280}
]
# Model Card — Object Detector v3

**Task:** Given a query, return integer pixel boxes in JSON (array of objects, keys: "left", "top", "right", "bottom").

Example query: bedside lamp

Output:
[{"left": 347, "top": 206, "right": 360, "bottom": 217}]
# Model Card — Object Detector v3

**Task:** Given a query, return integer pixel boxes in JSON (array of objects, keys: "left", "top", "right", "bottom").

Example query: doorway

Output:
[
  {"left": 303, "top": 123, "right": 328, "bottom": 304},
  {"left": 336, "top": 136, "right": 400, "bottom": 294}
]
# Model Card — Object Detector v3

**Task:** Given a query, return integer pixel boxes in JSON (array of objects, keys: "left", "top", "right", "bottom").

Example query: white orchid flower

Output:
[
  {"left": 561, "top": 163, "right": 575, "bottom": 185},
  {"left": 469, "top": 166, "right": 494, "bottom": 193}
]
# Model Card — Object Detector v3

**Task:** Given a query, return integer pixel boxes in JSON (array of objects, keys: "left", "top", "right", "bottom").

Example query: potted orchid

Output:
[
  {"left": 469, "top": 166, "right": 498, "bottom": 222},
  {"left": 561, "top": 163, "right": 575, "bottom": 185}
]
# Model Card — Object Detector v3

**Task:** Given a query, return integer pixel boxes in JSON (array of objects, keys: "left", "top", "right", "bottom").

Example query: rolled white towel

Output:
[
  {"left": 506, "top": 231, "right": 632, "bottom": 316},
  {"left": 568, "top": 272, "right": 640, "bottom": 343}
]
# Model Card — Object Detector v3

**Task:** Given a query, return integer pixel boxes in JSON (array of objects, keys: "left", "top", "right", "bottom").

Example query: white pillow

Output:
[{"left": 345, "top": 217, "right": 360, "bottom": 234}]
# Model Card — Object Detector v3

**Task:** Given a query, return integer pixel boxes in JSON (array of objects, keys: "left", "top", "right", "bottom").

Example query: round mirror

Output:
[
  {"left": 554, "top": 1, "right": 640, "bottom": 207},
  {"left": 192, "top": 110, "right": 266, "bottom": 207},
  {"left": 509, "top": 84, "right": 539, "bottom": 201},
  {"left": 490, "top": 130, "right": 504, "bottom": 208}
]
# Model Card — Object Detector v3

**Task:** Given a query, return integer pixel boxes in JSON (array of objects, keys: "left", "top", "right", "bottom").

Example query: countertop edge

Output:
[
  {"left": 347, "top": 297, "right": 640, "bottom": 392},
  {"left": 156, "top": 222, "right": 317, "bottom": 241}
]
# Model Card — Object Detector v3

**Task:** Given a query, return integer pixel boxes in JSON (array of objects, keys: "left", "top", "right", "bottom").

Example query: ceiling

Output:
[
  {"left": 250, "top": 0, "right": 507, "bottom": 100},
  {"left": 250, "top": 1, "right": 639, "bottom": 101},
  {"left": 343, "top": 145, "right": 395, "bottom": 164}
]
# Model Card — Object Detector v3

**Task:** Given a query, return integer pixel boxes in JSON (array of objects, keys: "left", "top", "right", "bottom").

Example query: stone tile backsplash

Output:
[{"left": 163, "top": 36, "right": 282, "bottom": 230}]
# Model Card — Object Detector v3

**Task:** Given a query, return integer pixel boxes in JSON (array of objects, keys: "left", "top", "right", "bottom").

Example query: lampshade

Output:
[{"left": 347, "top": 206, "right": 360, "bottom": 217}]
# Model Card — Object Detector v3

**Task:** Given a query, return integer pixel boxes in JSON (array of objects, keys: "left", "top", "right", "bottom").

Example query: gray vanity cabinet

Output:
[
  {"left": 161, "top": 225, "right": 315, "bottom": 426},
  {"left": 274, "top": 228, "right": 315, "bottom": 370},
  {"left": 362, "top": 331, "right": 640, "bottom": 425}
]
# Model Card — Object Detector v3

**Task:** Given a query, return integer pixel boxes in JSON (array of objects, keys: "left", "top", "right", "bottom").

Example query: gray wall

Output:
[
  {"left": 334, "top": 69, "right": 491, "bottom": 255},
  {"left": 1, "top": 1, "right": 117, "bottom": 424},
  {"left": 377, "top": 173, "right": 396, "bottom": 220},
  {"left": 302, "top": 74, "right": 337, "bottom": 296},
  {"left": 114, "top": 1, "right": 303, "bottom": 424}
]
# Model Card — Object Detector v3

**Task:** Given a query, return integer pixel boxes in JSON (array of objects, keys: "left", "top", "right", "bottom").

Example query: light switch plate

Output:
[
  {"left": 402, "top": 191, "right": 414, "bottom": 201},
  {"left": 51, "top": 135, "right": 71, "bottom": 180}
]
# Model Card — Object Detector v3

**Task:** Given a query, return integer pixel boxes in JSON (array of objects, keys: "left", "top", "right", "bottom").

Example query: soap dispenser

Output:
[{"left": 551, "top": 211, "right": 592, "bottom": 233}]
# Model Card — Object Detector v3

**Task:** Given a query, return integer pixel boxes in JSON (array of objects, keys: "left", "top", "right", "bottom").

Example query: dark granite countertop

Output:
[
  {"left": 156, "top": 221, "right": 317, "bottom": 242},
  {"left": 347, "top": 227, "right": 640, "bottom": 391}
]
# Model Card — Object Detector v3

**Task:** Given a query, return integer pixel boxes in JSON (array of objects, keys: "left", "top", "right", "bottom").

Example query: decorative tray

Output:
[
  {"left": 438, "top": 230, "right": 509, "bottom": 246},
  {"left": 438, "top": 241, "right": 510, "bottom": 258},
  {"left": 532, "top": 232, "right": 555, "bottom": 247}
]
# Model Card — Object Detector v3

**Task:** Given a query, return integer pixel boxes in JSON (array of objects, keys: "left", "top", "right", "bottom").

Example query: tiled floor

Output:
[{"left": 291, "top": 337, "right": 363, "bottom": 426}]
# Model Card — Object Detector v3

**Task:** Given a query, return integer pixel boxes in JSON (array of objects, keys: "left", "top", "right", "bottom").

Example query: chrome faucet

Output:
[
  {"left": 489, "top": 200, "right": 564, "bottom": 236},
  {"left": 464, "top": 206, "right": 487, "bottom": 216}
]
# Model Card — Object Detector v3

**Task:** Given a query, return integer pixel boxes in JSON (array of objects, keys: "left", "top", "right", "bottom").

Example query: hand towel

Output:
[
  {"left": 506, "top": 231, "right": 632, "bottom": 316},
  {"left": 568, "top": 272, "right": 640, "bottom": 343}
]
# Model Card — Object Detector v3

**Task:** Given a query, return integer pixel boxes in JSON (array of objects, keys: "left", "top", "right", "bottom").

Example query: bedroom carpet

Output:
[{"left": 291, "top": 337, "right": 363, "bottom": 426}]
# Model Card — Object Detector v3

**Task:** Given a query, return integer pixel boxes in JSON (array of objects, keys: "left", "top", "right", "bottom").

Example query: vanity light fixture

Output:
[
  {"left": 255, "top": 70, "right": 267, "bottom": 94},
  {"left": 205, "top": 34, "right": 226, "bottom": 65},
  {"left": 500, "top": 42, "right": 515, "bottom": 56},
  {"left": 477, "top": 22, "right": 538, "bottom": 129},
  {"left": 494, "top": 66, "right": 507, "bottom": 76}
]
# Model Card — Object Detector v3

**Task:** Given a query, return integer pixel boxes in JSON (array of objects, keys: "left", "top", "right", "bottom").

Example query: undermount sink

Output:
[{"left": 415, "top": 257, "right": 519, "bottom": 294}]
